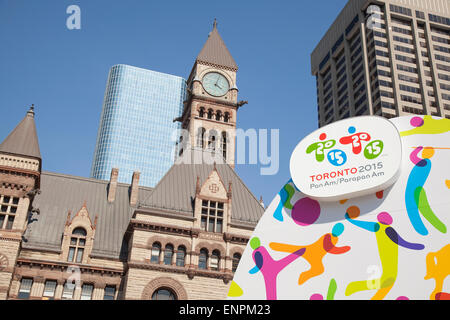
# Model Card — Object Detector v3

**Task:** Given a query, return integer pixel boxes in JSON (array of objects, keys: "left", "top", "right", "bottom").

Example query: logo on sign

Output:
[
  {"left": 306, "top": 126, "right": 384, "bottom": 167},
  {"left": 290, "top": 116, "right": 402, "bottom": 201}
]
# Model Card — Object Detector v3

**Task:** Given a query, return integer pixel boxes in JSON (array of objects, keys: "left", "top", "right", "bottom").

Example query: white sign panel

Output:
[
  {"left": 229, "top": 115, "right": 450, "bottom": 300},
  {"left": 290, "top": 116, "right": 402, "bottom": 201}
]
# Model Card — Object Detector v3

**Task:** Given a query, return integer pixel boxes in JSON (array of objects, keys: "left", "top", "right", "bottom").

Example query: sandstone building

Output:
[{"left": 0, "top": 22, "right": 264, "bottom": 300}]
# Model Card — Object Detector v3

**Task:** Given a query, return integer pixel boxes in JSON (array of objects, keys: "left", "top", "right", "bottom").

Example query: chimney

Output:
[
  {"left": 130, "top": 171, "right": 140, "bottom": 206},
  {"left": 107, "top": 168, "right": 119, "bottom": 203},
  {"left": 259, "top": 196, "right": 265, "bottom": 208}
]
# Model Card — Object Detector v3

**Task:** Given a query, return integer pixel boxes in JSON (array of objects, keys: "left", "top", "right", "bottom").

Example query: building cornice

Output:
[
  {"left": 134, "top": 206, "right": 195, "bottom": 221},
  {"left": 129, "top": 218, "right": 197, "bottom": 238},
  {"left": 15, "top": 258, "right": 125, "bottom": 276},
  {"left": 128, "top": 260, "right": 234, "bottom": 284}
]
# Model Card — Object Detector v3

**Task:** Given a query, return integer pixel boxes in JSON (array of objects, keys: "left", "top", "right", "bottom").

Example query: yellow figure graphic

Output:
[
  {"left": 424, "top": 244, "right": 450, "bottom": 300},
  {"left": 344, "top": 211, "right": 424, "bottom": 300}
]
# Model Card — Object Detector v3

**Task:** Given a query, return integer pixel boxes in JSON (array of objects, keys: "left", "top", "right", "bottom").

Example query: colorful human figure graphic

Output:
[
  {"left": 273, "top": 180, "right": 297, "bottom": 222},
  {"left": 306, "top": 133, "right": 336, "bottom": 162},
  {"left": 248, "top": 237, "right": 305, "bottom": 300},
  {"left": 344, "top": 211, "right": 424, "bottom": 300},
  {"left": 424, "top": 244, "right": 450, "bottom": 300},
  {"left": 269, "top": 223, "right": 350, "bottom": 286},
  {"left": 339, "top": 126, "right": 371, "bottom": 154},
  {"left": 405, "top": 146, "right": 447, "bottom": 235},
  {"left": 400, "top": 116, "right": 450, "bottom": 137}
]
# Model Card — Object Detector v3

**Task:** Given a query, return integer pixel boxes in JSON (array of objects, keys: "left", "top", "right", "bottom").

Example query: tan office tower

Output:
[{"left": 311, "top": 0, "right": 450, "bottom": 127}]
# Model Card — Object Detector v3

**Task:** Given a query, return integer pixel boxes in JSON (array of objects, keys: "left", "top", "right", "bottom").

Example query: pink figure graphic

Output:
[{"left": 249, "top": 237, "right": 305, "bottom": 300}]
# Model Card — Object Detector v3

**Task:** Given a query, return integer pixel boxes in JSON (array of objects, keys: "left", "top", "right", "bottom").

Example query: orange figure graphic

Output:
[
  {"left": 269, "top": 223, "right": 350, "bottom": 285},
  {"left": 424, "top": 244, "right": 450, "bottom": 300}
]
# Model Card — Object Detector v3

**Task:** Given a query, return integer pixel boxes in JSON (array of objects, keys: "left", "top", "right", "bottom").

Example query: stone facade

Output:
[{"left": 0, "top": 22, "right": 264, "bottom": 300}]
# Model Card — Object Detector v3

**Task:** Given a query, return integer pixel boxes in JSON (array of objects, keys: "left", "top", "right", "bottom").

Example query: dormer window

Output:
[
  {"left": 67, "top": 227, "right": 87, "bottom": 263},
  {"left": 201, "top": 200, "right": 224, "bottom": 233},
  {"left": 62, "top": 204, "right": 96, "bottom": 264}
]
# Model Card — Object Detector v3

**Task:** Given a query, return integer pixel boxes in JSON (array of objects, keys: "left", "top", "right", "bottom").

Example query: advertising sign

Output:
[
  {"left": 290, "top": 116, "right": 402, "bottom": 201},
  {"left": 228, "top": 115, "right": 450, "bottom": 300}
]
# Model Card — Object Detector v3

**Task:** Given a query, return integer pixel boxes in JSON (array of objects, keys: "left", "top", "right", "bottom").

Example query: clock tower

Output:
[{"left": 177, "top": 20, "right": 246, "bottom": 168}]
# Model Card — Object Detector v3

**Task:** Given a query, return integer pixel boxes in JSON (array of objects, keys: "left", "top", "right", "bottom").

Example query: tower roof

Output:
[
  {"left": 196, "top": 19, "right": 238, "bottom": 71},
  {"left": 0, "top": 105, "right": 41, "bottom": 160}
]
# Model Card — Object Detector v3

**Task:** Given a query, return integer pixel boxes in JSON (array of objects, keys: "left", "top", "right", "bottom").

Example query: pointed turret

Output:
[
  {"left": 196, "top": 19, "right": 238, "bottom": 71},
  {"left": 0, "top": 105, "right": 41, "bottom": 161}
]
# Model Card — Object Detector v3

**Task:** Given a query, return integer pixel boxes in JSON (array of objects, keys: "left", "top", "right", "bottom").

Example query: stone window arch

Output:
[
  {"left": 176, "top": 245, "right": 186, "bottom": 267},
  {"left": 221, "top": 131, "right": 228, "bottom": 160},
  {"left": 150, "top": 242, "right": 161, "bottom": 263},
  {"left": 163, "top": 244, "right": 174, "bottom": 265},
  {"left": 210, "top": 249, "right": 221, "bottom": 271},
  {"left": 232, "top": 252, "right": 242, "bottom": 272},
  {"left": 199, "top": 107, "right": 205, "bottom": 118},
  {"left": 198, "top": 248, "right": 208, "bottom": 270},
  {"left": 141, "top": 277, "right": 188, "bottom": 300},
  {"left": 152, "top": 288, "right": 176, "bottom": 300},
  {"left": 224, "top": 112, "right": 230, "bottom": 123},
  {"left": 207, "top": 129, "right": 219, "bottom": 152},
  {"left": 61, "top": 205, "right": 96, "bottom": 264},
  {"left": 215, "top": 110, "right": 222, "bottom": 121},
  {"left": 207, "top": 108, "right": 214, "bottom": 120},
  {"left": 67, "top": 227, "right": 87, "bottom": 263},
  {"left": 197, "top": 127, "right": 206, "bottom": 149}
]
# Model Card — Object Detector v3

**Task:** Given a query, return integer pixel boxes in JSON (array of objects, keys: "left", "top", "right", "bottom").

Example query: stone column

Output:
[
  {"left": 93, "top": 283, "right": 105, "bottom": 300},
  {"left": 54, "top": 279, "right": 65, "bottom": 300},
  {"left": 30, "top": 276, "right": 45, "bottom": 299}
]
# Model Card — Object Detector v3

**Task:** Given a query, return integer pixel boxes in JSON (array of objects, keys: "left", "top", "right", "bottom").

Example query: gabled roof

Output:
[
  {"left": 196, "top": 20, "right": 238, "bottom": 71},
  {"left": 140, "top": 161, "right": 264, "bottom": 224},
  {"left": 0, "top": 106, "right": 41, "bottom": 160},
  {"left": 22, "top": 171, "right": 153, "bottom": 260}
]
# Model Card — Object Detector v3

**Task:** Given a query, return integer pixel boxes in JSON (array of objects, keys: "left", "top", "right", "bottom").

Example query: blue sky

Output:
[{"left": 0, "top": 0, "right": 348, "bottom": 205}]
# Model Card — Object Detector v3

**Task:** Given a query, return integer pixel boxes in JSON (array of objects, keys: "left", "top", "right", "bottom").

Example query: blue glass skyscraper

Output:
[{"left": 91, "top": 64, "right": 186, "bottom": 187}]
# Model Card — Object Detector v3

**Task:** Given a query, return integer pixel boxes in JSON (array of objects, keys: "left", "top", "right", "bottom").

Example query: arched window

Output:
[
  {"left": 197, "top": 127, "right": 206, "bottom": 149},
  {"left": 210, "top": 250, "right": 220, "bottom": 271},
  {"left": 207, "top": 109, "right": 213, "bottom": 120},
  {"left": 178, "top": 135, "right": 184, "bottom": 157},
  {"left": 67, "top": 227, "right": 87, "bottom": 263},
  {"left": 207, "top": 129, "right": 218, "bottom": 152},
  {"left": 221, "top": 131, "right": 228, "bottom": 160},
  {"left": 199, "top": 107, "right": 205, "bottom": 118},
  {"left": 150, "top": 242, "right": 161, "bottom": 263},
  {"left": 232, "top": 253, "right": 241, "bottom": 272},
  {"left": 215, "top": 110, "right": 222, "bottom": 121},
  {"left": 176, "top": 246, "right": 186, "bottom": 267},
  {"left": 164, "top": 244, "right": 174, "bottom": 265},
  {"left": 152, "top": 288, "right": 176, "bottom": 300},
  {"left": 224, "top": 112, "right": 230, "bottom": 123},
  {"left": 198, "top": 248, "right": 208, "bottom": 270}
]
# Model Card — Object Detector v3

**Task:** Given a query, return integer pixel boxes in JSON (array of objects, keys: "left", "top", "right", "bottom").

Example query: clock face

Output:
[{"left": 202, "top": 72, "right": 229, "bottom": 97}]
